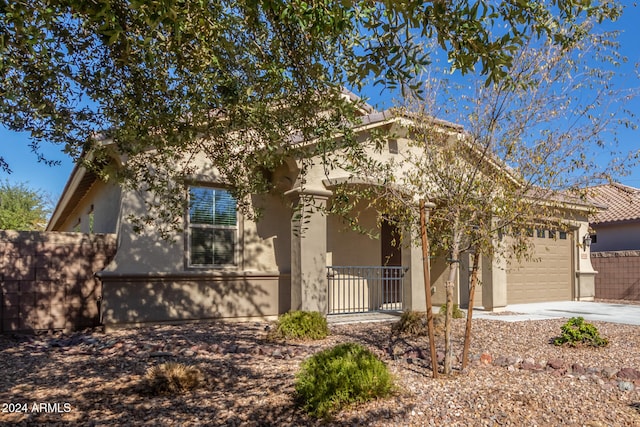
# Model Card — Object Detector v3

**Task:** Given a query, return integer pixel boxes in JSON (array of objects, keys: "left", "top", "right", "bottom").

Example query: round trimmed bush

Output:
[
  {"left": 270, "top": 310, "right": 329, "bottom": 341},
  {"left": 295, "top": 342, "right": 394, "bottom": 418}
]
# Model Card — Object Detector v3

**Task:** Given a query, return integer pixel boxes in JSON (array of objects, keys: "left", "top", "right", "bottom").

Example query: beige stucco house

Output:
[{"left": 47, "top": 96, "right": 598, "bottom": 328}]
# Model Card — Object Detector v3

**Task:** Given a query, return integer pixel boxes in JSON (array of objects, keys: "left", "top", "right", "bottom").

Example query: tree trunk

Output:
[
  {"left": 443, "top": 226, "right": 461, "bottom": 375},
  {"left": 462, "top": 251, "right": 480, "bottom": 369},
  {"left": 444, "top": 279, "right": 454, "bottom": 374},
  {"left": 420, "top": 200, "right": 438, "bottom": 378}
]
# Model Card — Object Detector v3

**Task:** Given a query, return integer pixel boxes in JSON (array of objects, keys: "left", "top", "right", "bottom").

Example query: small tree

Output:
[
  {"left": 331, "top": 19, "right": 637, "bottom": 374},
  {"left": 0, "top": 180, "right": 52, "bottom": 230}
]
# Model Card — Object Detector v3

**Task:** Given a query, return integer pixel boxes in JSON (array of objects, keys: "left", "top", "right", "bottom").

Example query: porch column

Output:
[
  {"left": 402, "top": 231, "right": 427, "bottom": 311},
  {"left": 481, "top": 254, "right": 508, "bottom": 311},
  {"left": 574, "top": 222, "right": 597, "bottom": 300},
  {"left": 401, "top": 198, "right": 434, "bottom": 312},
  {"left": 286, "top": 187, "right": 332, "bottom": 313}
]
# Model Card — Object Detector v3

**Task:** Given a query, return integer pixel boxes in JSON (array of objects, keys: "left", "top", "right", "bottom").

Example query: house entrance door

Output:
[{"left": 381, "top": 219, "right": 402, "bottom": 304}]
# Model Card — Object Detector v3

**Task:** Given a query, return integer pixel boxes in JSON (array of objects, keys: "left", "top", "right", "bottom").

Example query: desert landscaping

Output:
[{"left": 1, "top": 312, "right": 640, "bottom": 426}]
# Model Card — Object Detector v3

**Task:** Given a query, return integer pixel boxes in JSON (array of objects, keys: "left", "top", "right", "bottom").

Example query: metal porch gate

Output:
[{"left": 327, "top": 266, "right": 406, "bottom": 314}]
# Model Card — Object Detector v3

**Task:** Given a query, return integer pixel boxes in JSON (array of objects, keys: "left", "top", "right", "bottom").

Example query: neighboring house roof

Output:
[{"left": 586, "top": 183, "right": 640, "bottom": 224}]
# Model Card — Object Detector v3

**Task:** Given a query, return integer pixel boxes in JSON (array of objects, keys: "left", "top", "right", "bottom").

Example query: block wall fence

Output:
[
  {"left": 591, "top": 251, "right": 640, "bottom": 301},
  {"left": 1, "top": 231, "right": 117, "bottom": 333}
]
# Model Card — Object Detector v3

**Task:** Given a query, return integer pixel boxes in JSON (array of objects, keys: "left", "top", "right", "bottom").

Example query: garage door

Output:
[{"left": 507, "top": 230, "right": 573, "bottom": 304}]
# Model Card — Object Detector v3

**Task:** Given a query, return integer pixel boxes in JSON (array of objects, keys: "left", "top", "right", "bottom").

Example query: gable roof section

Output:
[
  {"left": 46, "top": 163, "right": 99, "bottom": 231},
  {"left": 586, "top": 183, "right": 640, "bottom": 224}
]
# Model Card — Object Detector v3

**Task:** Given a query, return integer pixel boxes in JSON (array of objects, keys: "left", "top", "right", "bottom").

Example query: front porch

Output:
[
  {"left": 288, "top": 187, "right": 428, "bottom": 315},
  {"left": 326, "top": 265, "right": 407, "bottom": 314}
]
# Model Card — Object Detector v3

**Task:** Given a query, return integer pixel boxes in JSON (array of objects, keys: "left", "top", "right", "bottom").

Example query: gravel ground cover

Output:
[{"left": 1, "top": 315, "right": 639, "bottom": 426}]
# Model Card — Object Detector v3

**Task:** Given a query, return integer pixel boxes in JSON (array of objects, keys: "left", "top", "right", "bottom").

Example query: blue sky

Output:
[{"left": 1, "top": 2, "right": 639, "bottom": 202}]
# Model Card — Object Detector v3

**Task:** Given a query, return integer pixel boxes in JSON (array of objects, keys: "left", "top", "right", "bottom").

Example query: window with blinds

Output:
[{"left": 188, "top": 187, "right": 237, "bottom": 267}]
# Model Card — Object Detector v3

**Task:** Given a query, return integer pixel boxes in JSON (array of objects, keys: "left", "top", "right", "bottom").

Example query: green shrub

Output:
[
  {"left": 142, "top": 362, "right": 204, "bottom": 395},
  {"left": 295, "top": 342, "right": 394, "bottom": 418},
  {"left": 391, "top": 310, "right": 444, "bottom": 337},
  {"left": 439, "top": 303, "right": 465, "bottom": 319},
  {"left": 269, "top": 310, "right": 329, "bottom": 341},
  {"left": 553, "top": 317, "right": 609, "bottom": 347}
]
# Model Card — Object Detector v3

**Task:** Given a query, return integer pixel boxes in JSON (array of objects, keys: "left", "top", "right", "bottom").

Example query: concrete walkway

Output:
[
  {"left": 473, "top": 301, "right": 640, "bottom": 326},
  {"left": 327, "top": 301, "right": 640, "bottom": 326}
]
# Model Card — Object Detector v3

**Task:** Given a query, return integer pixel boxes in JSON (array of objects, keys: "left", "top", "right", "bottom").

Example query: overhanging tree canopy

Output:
[{"left": 0, "top": 0, "right": 623, "bottom": 232}]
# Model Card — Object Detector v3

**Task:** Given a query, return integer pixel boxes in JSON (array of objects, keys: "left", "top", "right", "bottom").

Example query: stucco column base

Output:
[
  {"left": 576, "top": 271, "right": 597, "bottom": 301},
  {"left": 287, "top": 187, "right": 332, "bottom": 314},
  {"left": 402, "top": 229, "right": 427, "bottom": 312},
  {"left": 481, "top": 254, "right": 508, "bottom": 312}
]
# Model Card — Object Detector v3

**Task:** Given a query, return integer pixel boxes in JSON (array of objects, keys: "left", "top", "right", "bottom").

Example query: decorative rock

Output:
[
  {"left": 618, "top": 381, "right": 635, "bottom": 392},
  {"left": 617, "top": 368, "right": 640, "bottom": 380},
  {"left": 547, "top": 358, "right": 564, "bottom": 370},
  {"left": 493, "top": 356, "right": 510, "bottom": 367},
  {"left": 571, "top": 363, "right": 586, "bottom": 375},
  {"left": 480, "top": 353, "right": 492, "bottom": 365},
  {"left": 507, "top": 356, "right": 522, "bottom": 367}
]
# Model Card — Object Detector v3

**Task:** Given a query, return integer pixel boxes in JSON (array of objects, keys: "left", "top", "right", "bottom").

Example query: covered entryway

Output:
[
  {"left": 326, "top": 266, "right": 405, "bottom": 314},
  {"left": 381, "top": 218, "right": 402, "bottom": 304},
  {"left": 506, "top": 230, "right": 573, "bottom": 304},
  {"left": 326, "top": 213, "right": 405, "bottom": 314}
]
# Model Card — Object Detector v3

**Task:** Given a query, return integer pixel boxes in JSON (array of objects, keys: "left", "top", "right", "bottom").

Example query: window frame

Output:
[{"left": 186, "top": 185, "right": 239, "bottom": 269}]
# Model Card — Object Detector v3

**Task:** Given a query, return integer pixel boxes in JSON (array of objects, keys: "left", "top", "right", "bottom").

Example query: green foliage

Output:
[
  {"left": 0, "top": 0, "right": 622, "bottom": 234},
  {"left": 0, "top": 180, "right": 52, "bottom": 230},
  {"left": 269, "top": 311, "right": 329, "bottom": 341},
  {"left": 440, "top": 303, "right": 465, "bottom": 319},
  {"left": 553, "top": 317, "right": 609, "bottom": 348},
  {"left": 391, "top": 310, "right": 444, "bottom": 337},
  {"left": 295, "top": 342, "right": 394, "bottom": 418},
  {"left": 142, "top": 362, "right": 204, "bottom": 395}
]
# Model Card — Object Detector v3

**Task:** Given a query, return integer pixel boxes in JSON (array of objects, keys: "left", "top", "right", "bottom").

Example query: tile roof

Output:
[{"left": 587, "top": 183, "right": 640, "bottom": 224}]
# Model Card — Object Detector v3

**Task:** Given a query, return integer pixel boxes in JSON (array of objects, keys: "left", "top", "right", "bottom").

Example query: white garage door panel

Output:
[{"left": 507, "top": 235, "right": 572, "bottom": 304}]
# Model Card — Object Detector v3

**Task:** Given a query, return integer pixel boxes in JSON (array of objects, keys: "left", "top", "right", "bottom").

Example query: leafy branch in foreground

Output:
[{"left": 0, "top": 0, "right": 624, "bottom": 234}]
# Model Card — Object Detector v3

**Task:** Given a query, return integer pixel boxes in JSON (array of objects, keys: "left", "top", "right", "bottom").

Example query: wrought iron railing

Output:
[{"left": 326, "top": 266, "right": 407, "bottom": 314}]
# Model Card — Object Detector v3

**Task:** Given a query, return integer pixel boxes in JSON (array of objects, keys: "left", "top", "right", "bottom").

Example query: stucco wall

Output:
[
  {"left": 104, "top": 189, "right": 290, "bottom": 275},
  {"left": 100, "top": 272, "right": 290, "bottom": 327},
  {"left": 56, "top": 180, "right": 121, "bottom": 233},
  {"left": 0, "top": 231, "right": 117, "bottom": 333},
  {"left": 591, "top": 251, "right": 640, "bottom": 301},
  {"left": 327, "top": 203, "right": 379, "bottom": 266},
  {"left": 591, "top": 222, "right": 640, "bottom": 252}
]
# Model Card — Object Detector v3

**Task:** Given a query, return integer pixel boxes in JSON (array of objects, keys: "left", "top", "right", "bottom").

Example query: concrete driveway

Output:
[{"left": 473, "top": 301, "right": 640, "bottom": 326}]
